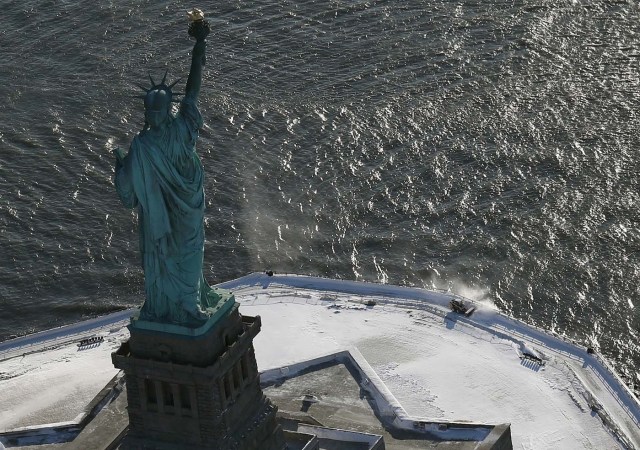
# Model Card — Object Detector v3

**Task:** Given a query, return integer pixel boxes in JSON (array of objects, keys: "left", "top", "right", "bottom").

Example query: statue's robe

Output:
[{"left": 115, "top": 98, "right": 217, "bottom": 325}]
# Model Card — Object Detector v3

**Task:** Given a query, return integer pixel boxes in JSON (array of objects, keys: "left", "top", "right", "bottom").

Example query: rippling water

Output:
[{"left": 1, "top": 0, "right": 638, "bottom": 390}]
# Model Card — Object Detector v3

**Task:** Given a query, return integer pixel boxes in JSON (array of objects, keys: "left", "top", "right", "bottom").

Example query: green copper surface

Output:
[
  {"left": 129, "top": 289, "right": 236, "bottom": 337},
  {"left": 113, "top": 19, "right": 216, "bottom": 328}
]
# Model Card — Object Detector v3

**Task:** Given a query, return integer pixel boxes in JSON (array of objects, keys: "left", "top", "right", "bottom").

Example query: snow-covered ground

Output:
[
  {"left": 1, "top": 273, "right": 639, "bottom": 450},
  {"left": 0, "top": 321, "right": 127, "bottom": 431}
]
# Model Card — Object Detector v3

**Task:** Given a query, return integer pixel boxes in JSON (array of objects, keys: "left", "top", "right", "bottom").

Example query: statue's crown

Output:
[{"left": 134, "top": 71, "right": 183, "bottom": 109}]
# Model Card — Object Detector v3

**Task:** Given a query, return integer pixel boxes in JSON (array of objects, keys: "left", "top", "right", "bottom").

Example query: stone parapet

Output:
[{"left": 126, "top": 297, "right": 241, "bottom": 367}]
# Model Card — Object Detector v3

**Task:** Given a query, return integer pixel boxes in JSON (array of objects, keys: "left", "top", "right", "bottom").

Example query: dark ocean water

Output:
[{"left": 1, "top": 0, "right": 638, "bottom": 389}]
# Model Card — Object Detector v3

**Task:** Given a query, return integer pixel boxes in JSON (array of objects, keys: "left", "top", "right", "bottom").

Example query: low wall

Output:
[{"left": 259, "top": 347, "right": 508, "bottom": 445}]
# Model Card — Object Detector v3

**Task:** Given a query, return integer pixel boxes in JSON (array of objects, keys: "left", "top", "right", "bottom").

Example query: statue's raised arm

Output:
[{"left": 185, "top": 8, "right": 210, "bottom": 103}]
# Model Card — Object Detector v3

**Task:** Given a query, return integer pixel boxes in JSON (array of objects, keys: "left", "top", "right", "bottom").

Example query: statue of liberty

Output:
[{"left": 113, "top": 10, "right": 221, "bottom": 326}]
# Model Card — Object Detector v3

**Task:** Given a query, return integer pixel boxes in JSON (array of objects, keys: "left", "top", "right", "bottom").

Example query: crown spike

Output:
[
  {"left": 137, "top": 84, "right": 149, "bottom": 92},
  {"left": 148, "top": 73, "right": 156, "bottom": 86},
  {"left": 169, "top": 78, "right": 182, "bottom": 89},
  {"left": 161, "top": 69, "right": 168, "bottom": 85},
  {"left": 132, "top": 94, "right": 147, "bottom": 99}
]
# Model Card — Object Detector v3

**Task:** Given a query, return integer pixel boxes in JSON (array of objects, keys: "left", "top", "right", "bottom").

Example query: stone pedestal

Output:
[{"left": 112, "top": 291, "right": 286, "bottom": 450}]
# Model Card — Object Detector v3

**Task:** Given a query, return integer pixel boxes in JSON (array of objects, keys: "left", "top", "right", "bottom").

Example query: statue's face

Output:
[{"left": 144, "top": 89, "right": 171, "bottom": 128}]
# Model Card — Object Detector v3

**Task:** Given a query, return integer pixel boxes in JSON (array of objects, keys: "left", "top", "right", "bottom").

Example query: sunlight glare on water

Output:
[{"left": 0, "top": 0, "right": 638, "bottom": 390}]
